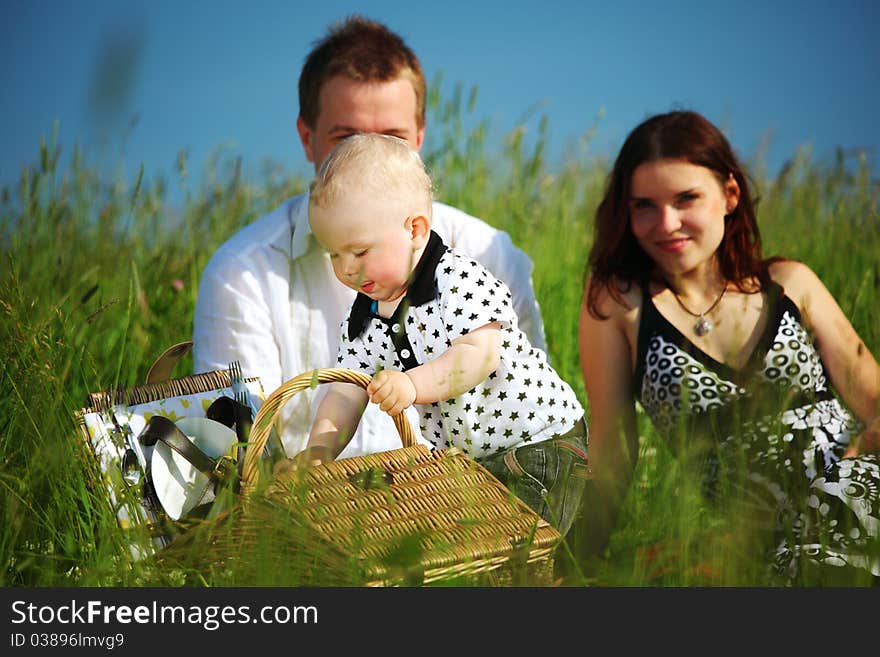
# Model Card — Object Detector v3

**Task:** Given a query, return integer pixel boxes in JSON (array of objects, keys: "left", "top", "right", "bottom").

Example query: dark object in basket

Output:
[{"left": 75, "top": 345, "right": 267, "bottom": 553}]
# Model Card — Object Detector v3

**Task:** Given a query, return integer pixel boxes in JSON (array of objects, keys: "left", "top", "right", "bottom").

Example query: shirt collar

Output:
[
  {"left": 289, "top": 190, "right": 317, "bottom": 261},
  {"left": 347, "top": 230, "right": 447, "bottom": 341}
]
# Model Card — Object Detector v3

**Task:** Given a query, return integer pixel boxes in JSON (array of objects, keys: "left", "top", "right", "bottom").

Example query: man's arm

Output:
[
  {"left": 192, "top": 251, "right": 284, "bottom": 393},
  {"left": 432, "top": 203, "right": 547, "bottom": 352}
]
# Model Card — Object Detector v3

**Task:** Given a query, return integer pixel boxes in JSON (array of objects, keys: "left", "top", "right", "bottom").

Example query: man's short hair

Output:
[
  {"left": 309, "top": 133, "right": 433, "bottom": 218},
  {"left": 298, "top": 15, "right": 427, "bottom": 130}
]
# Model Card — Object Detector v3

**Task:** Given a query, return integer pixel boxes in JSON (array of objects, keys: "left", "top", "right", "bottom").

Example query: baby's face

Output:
[{"left": 310, "top": 190, "right": 418, "bottom": 304}]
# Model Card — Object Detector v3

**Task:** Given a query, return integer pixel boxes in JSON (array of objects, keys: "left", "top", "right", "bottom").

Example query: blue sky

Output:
[{"left": 2, "top": 0, "right": 878, "bottom": 200}]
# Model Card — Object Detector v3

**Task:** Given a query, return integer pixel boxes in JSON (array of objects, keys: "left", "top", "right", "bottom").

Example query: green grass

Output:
[{"left": 2, "top": 86, "right": 878, "bottom": 586}]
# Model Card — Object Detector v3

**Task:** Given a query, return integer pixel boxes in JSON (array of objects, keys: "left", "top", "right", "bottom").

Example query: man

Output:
[{"left": 193, "top": 16, "right": 546, "bottom": 458}]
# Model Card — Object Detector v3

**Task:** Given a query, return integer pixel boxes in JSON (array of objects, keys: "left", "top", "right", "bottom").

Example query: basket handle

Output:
[
  {"left": 241, "top": 368, "right": 417, "bottom": 496},
  {"left": 145, "top": 341, "right": 194, "bottom": 385}
]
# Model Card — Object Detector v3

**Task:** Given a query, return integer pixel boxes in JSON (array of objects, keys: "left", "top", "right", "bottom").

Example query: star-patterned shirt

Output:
[{"left": 336, "top": 231, "right": 584, "bottom": 459}]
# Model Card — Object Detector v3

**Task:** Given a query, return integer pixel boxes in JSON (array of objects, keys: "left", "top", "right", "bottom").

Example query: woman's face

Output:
[{"left": 628, "top": 159, "right": 739, "bottom": 279}]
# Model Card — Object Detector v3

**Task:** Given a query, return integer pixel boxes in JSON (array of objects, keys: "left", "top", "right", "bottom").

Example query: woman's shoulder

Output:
[
  {"left": 767, "top": 259, "right": 823, "bottom": 301},
  {"left": 768, "top": 258, "right": 812, "bottom": 283},
  {"left": 583, "top": 275, "right": 642, "bottom": 322},
  {"left": 766, "top": 259, "right": 837, "bottom": 325},
  {"left": 581, "top": 275, "right": 642, "bottom": 379}
]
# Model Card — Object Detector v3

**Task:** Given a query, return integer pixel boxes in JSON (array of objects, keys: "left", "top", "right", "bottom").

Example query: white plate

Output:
[{"left": 150, "top": 417, "right": 237, "bottom": 521}]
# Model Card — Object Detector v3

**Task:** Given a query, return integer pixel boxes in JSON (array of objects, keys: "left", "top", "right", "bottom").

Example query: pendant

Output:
[{"left": 693, "top": 316, "right": 713, "bottom": 337}]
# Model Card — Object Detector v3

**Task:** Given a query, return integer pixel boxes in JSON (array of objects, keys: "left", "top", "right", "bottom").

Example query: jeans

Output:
[{"left": 478, "top": 419, "right": 590, "bottom": 538}]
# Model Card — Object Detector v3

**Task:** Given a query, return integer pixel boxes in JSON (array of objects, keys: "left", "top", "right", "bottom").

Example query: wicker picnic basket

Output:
[{"left": 232, "top": 368, "right": 563, "bottom": 586}]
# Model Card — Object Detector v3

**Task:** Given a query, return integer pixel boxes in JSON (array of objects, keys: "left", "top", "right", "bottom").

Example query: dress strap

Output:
[
  {"left": 633, "top": 273, "right": 661, "bottom": 399},
  {"left": 741, "top": 279, "right": 797, "bottom": 373}
]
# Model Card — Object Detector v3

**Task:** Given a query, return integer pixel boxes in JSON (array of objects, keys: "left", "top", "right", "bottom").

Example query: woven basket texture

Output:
[
  {"left": 237, "top": 368, "right": 562, "bottom": 586},
  {"left": 83, "top": 369, "right": 258, "bottom": 413}
]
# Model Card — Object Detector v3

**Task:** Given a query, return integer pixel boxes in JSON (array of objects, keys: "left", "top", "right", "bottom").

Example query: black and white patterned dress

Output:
[
  {"left": 635, "top": 280, "right": 880, "bottom": 581},
  {"left": 336, "top": 231, "right": 584, "bottom": 459}
]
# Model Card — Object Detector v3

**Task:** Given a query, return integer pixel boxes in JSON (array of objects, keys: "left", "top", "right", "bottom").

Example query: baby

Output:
[{"left": 299, "top": 133, "right": 589, "bottom": 536}]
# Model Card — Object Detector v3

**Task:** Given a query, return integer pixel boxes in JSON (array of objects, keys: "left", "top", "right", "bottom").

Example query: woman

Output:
[{"left": 579, "top": 111, "right": 879, "bottom": 583}]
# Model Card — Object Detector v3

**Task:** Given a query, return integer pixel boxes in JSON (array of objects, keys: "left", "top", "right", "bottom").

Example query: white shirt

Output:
[
  {"left": 192, "top": 192, "right": 546, "bottom": 458},
  {"left": 337, "top": 232, "right": 583, "bottom": 459}
]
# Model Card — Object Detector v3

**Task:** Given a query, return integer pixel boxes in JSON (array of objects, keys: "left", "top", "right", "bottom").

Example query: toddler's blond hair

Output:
[{"left": 309, "top": 133, "right": 433, "bottom": 219}]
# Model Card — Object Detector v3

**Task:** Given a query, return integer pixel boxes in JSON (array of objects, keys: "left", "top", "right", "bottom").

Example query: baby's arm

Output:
[
  {"left": 366, "top": 323, "right": 502, "bottom": 415},
  {"left": 294, "top": 382, "right": 369, "bottom": 466}
]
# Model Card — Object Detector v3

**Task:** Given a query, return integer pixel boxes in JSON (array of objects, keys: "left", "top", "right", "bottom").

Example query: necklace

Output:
[{"left": 669, "top": 283, "right": 727, "bottom": 337}]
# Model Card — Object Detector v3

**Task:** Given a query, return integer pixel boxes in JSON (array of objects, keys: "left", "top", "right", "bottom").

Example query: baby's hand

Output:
[
  {"left": 367, "top": 369, "right": 416, "bottom": 417},
  {"left": 274, "top": 445, "right": 334, "bottom": 475}
]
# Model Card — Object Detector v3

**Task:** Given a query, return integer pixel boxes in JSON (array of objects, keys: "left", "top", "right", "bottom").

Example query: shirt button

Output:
[
  {"left": 401, "top": 349, "right": 411, "bottom": 359},
  {"left": 392, "top": 323, "right": 401, "bottom": 333}
]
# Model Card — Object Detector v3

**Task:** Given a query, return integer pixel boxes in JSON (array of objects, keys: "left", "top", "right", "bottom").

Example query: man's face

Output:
[{"left": 297, "top": 75, "right": 425, "bottom": 171}]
